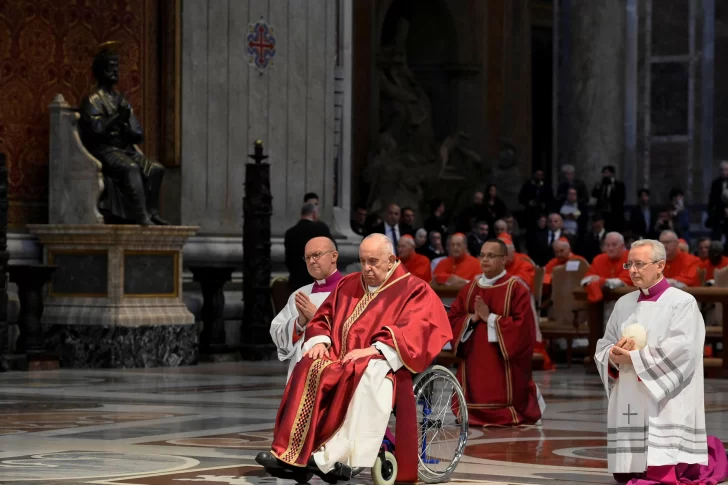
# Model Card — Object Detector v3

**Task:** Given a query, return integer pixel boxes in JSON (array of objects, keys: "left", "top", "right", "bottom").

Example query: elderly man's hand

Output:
[
  {"left": 341, "top": 347, "right": 379, "bottom": 364},
  {"left": 305, "top": 343, "right": 330, "bottom": 360}
]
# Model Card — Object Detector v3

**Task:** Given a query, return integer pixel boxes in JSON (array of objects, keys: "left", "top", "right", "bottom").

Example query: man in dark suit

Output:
[
  {"left": 369, "top": 203, "right": 413, "bottom": 254},
  {"left": 284, "top": 203, "right": 334, "bottom": 291},
  {"left": 519, "top": 170, "right": 554, "bottom": 229},
  {"left": 592, "top": 165, "right": 626, "bottom": 232},
  {"left": 708, "top": 161, "right": 728, "bottom": 240},
  {"left": 628, "top": 188, "right": 659, "bottom": 239},
  {"left": 531, "top": 213, "right": 564, "bottom": 266},
  {"left": 579, "top": 214, "right": 607, "bottom": 263}
]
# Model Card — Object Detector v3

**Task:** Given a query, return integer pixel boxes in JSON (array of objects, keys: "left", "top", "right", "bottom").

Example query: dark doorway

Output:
[{"left": 532, "top": 26, "right": 554, "bottom": 187}]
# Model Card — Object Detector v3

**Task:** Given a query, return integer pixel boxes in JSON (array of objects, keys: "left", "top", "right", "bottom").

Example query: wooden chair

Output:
[
  {"left": 540, "top": 261, "right": 590, "bottom": 367},
  {"left": 270, "top": 276, "right": 292, "bottom": 315},
  {"left": 533, "top": 267, "right": 545, "bottom": 313},
  {"left": 706, "top": 266, "right": 728, "bottom": 330},
  {"left": 698, "top": 267, "right": 707, "bottom": 287}
]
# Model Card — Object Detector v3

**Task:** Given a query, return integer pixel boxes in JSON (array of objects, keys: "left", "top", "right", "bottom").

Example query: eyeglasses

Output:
[
  {"left": 303, "top": 250, "right": 333, "bottom": 263},
  {"left": 478, "top": 252, "right": 506, "bottom": 260},
  {"left": 623, "top": 261, "right": 659, "bottom": 271}
]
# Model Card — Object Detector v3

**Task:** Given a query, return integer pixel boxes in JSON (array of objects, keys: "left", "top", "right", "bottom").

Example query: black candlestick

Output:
[
  {"left": 0, "top": 154, "right": 8, "bottom": 371},
  {"left": 241, "top": 140, "right": 275, "bottom": 359}
]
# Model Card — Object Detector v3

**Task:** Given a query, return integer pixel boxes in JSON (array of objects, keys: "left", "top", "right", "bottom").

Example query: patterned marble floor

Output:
[{"left": 1, "top": 363, "right": 728, "bottom": 485}]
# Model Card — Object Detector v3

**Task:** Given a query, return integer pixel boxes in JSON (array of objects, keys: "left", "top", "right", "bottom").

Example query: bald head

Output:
[
  {"left": 384, "top": 204, "right": 401, "bottom": 226},
  {"left": 361, "top": 233, "right": 395, "bottom": 256},
  {"left": 494, "top": 219, "right": 507, "bottom": 235},
  {"left": 304, "top": 237, "right": 338, "bottom": 280},
  {"left": 397, "top": 235, "right": 416, "bottom": 259},
  {"left": 553, "top": 239, "right": 571, "bottom": 261},
  {"left": 603, "top": 232, "right": 625, "bottom": 259},
  {"left": 360, "top": 234, "right": 397, "bottom": 287},
  {"left": 658, "top": 230, "right": 679, "bottom": 260}
]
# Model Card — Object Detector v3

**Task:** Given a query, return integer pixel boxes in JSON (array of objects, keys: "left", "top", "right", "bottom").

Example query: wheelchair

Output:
[{"left": 358, "top": 362, "right": 468, "bottom": 485}]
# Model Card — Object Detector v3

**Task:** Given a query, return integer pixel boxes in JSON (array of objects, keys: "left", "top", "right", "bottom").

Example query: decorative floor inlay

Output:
[{"left": 0, "top": 363, "right": 726, "bottom": 484}]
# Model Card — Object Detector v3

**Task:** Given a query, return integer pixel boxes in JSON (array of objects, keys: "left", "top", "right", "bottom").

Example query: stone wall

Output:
[{"left": 180, "top": 0, "right": 338, "bottom": 237}]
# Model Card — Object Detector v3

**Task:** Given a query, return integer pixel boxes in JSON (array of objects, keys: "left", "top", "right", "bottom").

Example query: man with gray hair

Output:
[
  {"left": 556, "top": 164, "right": 589, "bottom": 208},
  {"left": 284, "top": 203, "right": 334, "bottom": 291},
  {"left": 580, "top": 232, "right": 631, "bottom": 303},
  {"left": 658, "top": 230, "right": 699, "bottom": 287},
  {"left": 595, "top": 239, "right": 727, "bottom": 483},
  {"left": 707, "top": 160, "right": 728, "bottom": 240}
]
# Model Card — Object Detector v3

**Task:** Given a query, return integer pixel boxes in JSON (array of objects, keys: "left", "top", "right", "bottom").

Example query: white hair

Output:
[
  {"left": 605, "top": 231, "right": 624, "bottom": 245},
  {"left": 659, "top": 230, "right": 678, "bottom": 241},
  {"left": 561, "top": 164, "right": 575, "bottom": 174},
  {"left": 630, "top": 239, "right": 666, "bottom": 262},
  {"left": 362, "top": 233, "right": 394, "bottom": 256},
  {"left": 415, "top": 228, "right": 427, "bottom": 238}
]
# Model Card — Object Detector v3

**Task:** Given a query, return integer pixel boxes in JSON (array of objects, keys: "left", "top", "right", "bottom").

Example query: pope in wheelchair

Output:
[{"left": 257, "top": 234, "right": 467, "bottom": 484}]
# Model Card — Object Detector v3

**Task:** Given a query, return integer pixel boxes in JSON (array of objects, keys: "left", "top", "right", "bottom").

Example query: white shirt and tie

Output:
[
  {"left": 386, "top": 224, "right": 400, "bottom": 253},
  {"left": 547, "top": 229, "right": 562, "bottom": 246}
]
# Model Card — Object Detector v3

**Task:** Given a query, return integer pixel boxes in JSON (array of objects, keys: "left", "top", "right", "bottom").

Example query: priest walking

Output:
[
  {"left": 595, "top": 239, "right": 728, "bottom": 484},
  {"left": 270, "top": 237, "right": 342, "bottom": 380},
  {"left": 257, "top": 234, "right": 452, "bottom": 481},
  {"left": 448, "top": 238, "right": 544, "bottom": 426}
]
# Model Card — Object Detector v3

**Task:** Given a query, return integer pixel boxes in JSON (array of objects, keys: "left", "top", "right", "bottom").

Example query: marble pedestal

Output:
[{"left": 27, "top": 224, "right": 199, "bottom": 368}]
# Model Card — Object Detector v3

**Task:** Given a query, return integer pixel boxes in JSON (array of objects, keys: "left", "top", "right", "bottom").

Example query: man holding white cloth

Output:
[{"left": 595, "top": 239, "right": 728, "bottom": 485}]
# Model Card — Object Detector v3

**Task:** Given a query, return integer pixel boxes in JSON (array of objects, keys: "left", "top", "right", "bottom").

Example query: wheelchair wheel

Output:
[
  {"left": 413, "top": 365, "right": 469, "bottom": 484},
  {"left": 372, "top": 451, "right": 397, "bottom": 485}
]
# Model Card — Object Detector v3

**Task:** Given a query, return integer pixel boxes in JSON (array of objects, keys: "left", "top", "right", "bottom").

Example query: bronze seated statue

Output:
[{"left": 79, "top": 41, "right": 168, "bottom": 226}]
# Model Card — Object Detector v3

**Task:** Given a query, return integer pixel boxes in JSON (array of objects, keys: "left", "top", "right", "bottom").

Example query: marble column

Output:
[{"left": 556, "top": 0, "right": 626, "bottom": 191}]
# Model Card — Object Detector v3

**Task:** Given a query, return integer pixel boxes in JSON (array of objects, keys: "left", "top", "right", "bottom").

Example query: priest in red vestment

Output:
[
  {"left": 580, "top": 232, "right": 631, "bottom": 303},
  {"left": 257, "top": 234, "right": 452, "bottom": 482},
  {"left": 659, "top": 230, "right": 700, "bottom": 287},
  {"left": 699, "top": 240, "right": 728, "bottom": 284},
  {"left": 433, "top": 233, "right": 483, "bottom": 284},
  {"left": 543, "top": 237, "right": 588, "bottom": 286},
  {"left": 498, "top": 233, "right": 536, "bottom": 290},
  {"left": 398, "top": 234, "right": 432, "bottom": 282},
  {"left": 449, "top": 238, "right": 544, "bottom": 427}
]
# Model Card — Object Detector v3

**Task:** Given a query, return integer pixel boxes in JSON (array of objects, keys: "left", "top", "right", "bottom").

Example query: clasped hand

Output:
[
  {"left": 294, "top": 292, "right": 317, "bottom": 325},
  {"left": 304, "top": 343, "right": 379, "bottom": 363},
  {"left": 609, "top": 337, "right": 636, "bottom": 365},
  {"left": 472, "top": 296, "right": 490, "bottom": 322}
]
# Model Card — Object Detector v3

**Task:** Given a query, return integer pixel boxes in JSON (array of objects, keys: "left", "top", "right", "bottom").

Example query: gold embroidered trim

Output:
[
  {"left": 340, "top": 292, "right": 377, "bottom": 356},
  {"left": 278, "top": 358, "right": 334, "bottom": 463},
  {"left": 382, "top": 326, "right": 417, "bottom": 373}
]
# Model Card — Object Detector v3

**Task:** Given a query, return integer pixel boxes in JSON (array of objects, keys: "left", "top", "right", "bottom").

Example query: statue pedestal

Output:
[{"left": 27, "top": 224, "right": 199, "bottom": 368}]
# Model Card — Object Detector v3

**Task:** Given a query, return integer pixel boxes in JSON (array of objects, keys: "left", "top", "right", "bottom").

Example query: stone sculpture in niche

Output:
[
  {"left": 367, "top": 19, "right": 484, "bottom": 215},
  {"left": 78, "top": 41, "right": 168, "bottom": 226}
]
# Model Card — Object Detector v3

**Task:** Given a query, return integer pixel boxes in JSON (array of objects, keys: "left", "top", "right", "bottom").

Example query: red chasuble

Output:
[
  {"left": 270, "top": 262, "right": 452, "bottom": 470},
  {"left": 449, "top": 275, "right": 542, "bottom": 427}
]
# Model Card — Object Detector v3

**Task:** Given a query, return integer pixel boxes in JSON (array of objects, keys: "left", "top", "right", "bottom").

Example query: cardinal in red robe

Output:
[
  {"left": 581, "top": 232, "right": 632, "bottom": 303},
  {"left": 449, "top": 238, "right": 544, "bottom": 427},
  {"left": 659, "top": 230, "right": 700, "bottom": 287},
  {"left": 257, "top": 234, "right": 452, "bottom": 482},
  {"left": 433, "top": 233, "right": 482, "bottom": 285},
  {"left": 699, "top": 240, "right": 728, "bottom": 284},
  {"left": 398, "top": 234, "right": 432, "bottom": 282},
  {"left": 543, "top": 237, "right": 588, "bottom": 286}
]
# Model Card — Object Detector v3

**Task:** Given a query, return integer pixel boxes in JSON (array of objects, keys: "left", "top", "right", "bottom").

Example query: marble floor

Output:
[{"left": 1, "top": 363, "right": 727, "bottom": 485}]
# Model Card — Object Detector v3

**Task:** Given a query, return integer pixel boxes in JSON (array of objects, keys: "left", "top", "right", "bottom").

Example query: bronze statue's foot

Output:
[
  {"left": 137, "top": 217, "right": 154, "bottom": 226},
  {"left": 150, "top": 215, "right": 171, "bottom": 226}
]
